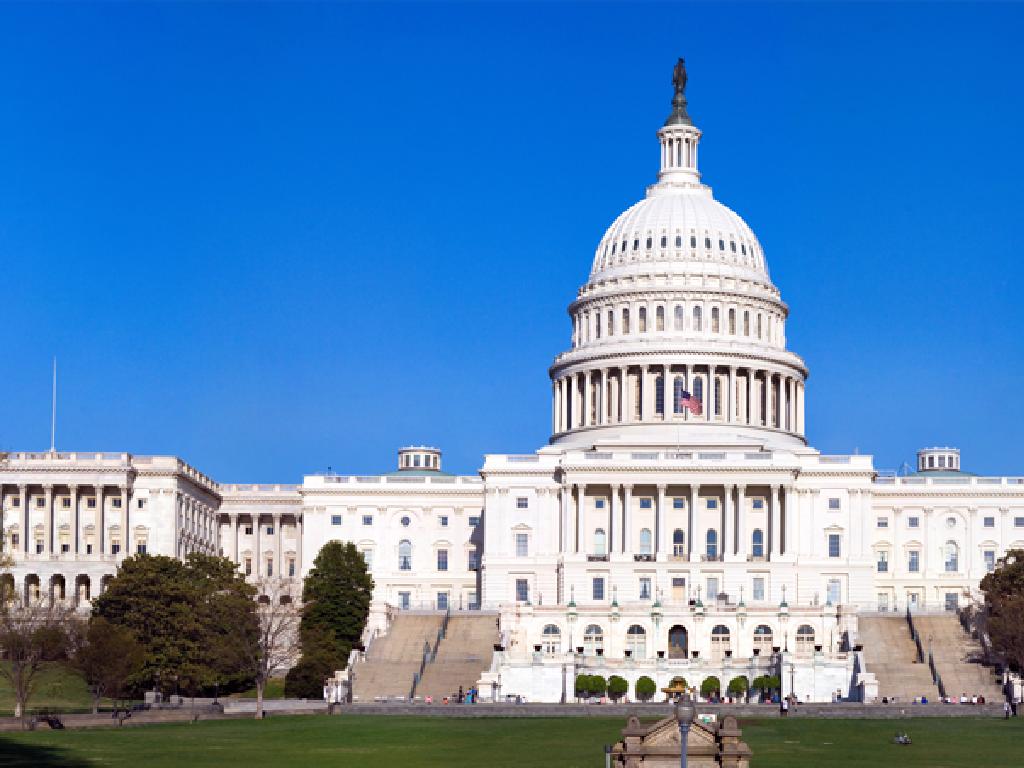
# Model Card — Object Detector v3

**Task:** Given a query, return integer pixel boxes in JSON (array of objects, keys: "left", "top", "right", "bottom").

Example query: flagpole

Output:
[{"left": 50, "top": 357, "right": 57, "bottom": 453}]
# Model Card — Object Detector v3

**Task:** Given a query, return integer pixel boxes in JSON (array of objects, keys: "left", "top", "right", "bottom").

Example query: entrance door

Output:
[
  {"left": 908, "top": 592, "right": 919, "bottom": 610},
  {"left": 668, "top": 625, "right": 688, "bottom": 659},
  {"left": 944, "top": 592, "right": 958, "bottom": 612}
]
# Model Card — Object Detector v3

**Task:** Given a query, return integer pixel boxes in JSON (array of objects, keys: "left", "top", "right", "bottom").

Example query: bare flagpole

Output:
[{"left": 50, "top": 357, "right": 57, "bottom": 453}]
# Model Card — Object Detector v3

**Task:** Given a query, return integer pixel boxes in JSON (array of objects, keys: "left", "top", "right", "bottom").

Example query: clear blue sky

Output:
[{"left": 2, "top": 3, "right": 1021, "bottom": 480}]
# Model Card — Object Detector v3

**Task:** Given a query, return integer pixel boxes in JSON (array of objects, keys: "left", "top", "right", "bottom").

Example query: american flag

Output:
[{"left": 679, "top": 390, "right": 702, "bottom": 415}]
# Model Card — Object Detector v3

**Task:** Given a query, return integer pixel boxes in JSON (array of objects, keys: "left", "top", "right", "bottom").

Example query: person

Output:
[
  {"left": 921, "top": 696, "right": 928, "bottom": 704},
  {"left": 458, "top": 686, "right": 464, "bottom": 704},
  {"left": 780, "top": 697, "right": 789, "bottom": 717},
  {"left": 1005, "top": 701, "right": 1012, "bottom": 720}
]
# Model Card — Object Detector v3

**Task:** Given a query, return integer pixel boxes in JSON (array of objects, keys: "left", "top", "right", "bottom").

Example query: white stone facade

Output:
[{"left": 1, "top": 62, "right": 1022, "bottom": 703}]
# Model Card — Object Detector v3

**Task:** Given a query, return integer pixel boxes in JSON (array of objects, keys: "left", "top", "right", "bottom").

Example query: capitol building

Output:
[{"left": 2, "top": 62, "right": 1021, "bottom": 703}]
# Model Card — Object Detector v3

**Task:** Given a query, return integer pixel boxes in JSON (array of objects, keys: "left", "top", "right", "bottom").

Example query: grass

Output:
[
  {"left": 0, "top": 715, "right": 1019, "bottom": 767},
  {"left": 0, "top": 663, "right": 115, "bottom": 716},
  {"left": 231, "top": 678, "right": 287, "bottom": 700}
]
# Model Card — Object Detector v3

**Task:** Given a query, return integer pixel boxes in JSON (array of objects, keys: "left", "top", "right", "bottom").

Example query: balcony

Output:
[{"left": 587, "top": 554, "right": 609, "bottom": 562}]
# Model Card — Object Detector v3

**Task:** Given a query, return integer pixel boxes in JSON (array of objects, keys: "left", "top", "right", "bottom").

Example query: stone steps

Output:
[
  {"left": 912, "top": 615, "right": 1003, "bottom": 700},
  {"left": 415, "top": 616, "right": 498, "bottom": 701},
  {"left": 858, "top": 616, "right": 937, "bottom": 701},
  {"left": 353, "top": 614, "right": 445, "bottom": 701}
]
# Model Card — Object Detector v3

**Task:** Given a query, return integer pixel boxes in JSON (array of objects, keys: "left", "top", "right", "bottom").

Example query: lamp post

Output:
[
  {"left": 675, "top": 695, "right": 696, "bottom": 768},
  {"left": 604, "top": 743, "right": 613, "bottom": 768}
]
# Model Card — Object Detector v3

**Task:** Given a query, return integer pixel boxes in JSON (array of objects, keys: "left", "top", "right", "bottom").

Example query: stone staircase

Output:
[
  {"left": 912, "top": 614, "right": 1004, "bottom": 701},
  {"left": 858, "top": 616, "right": 936, "bottom": 701},
  {"left": 352, "top": 613, "right": 443, "bottom": 701},
  {"left": 415, "top": 614, "right": 499, "bottom": 701}
]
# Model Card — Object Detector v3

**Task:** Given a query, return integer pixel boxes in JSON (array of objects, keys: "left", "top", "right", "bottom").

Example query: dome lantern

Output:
[{"left": 655, "top": 58, "right": 703, "bottom": 190}]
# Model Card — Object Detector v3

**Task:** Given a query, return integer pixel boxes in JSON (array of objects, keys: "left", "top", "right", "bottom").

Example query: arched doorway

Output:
[
  {"left": 752, "top": 624, "right": 773, "bottom": 655},
  {"left": 710, "top": 624, "right": 731, "bottom": 660},
  {"left": 668, "top": 625, "right": 689, "bottom": 659}
]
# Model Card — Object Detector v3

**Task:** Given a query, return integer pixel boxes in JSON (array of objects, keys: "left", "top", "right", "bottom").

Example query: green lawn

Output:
[
  {"left": 0, "top": 663, "right": 115, "bottom": 716},
  {"left": 0, "top": 715, "right": 1020, "bottom": 767},
  {"left": 230, "top": 678, "right": 287, "bottom": 700}
]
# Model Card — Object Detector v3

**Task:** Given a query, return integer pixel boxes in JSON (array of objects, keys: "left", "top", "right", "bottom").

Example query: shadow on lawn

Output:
[{"left": 0, "top": 736, "right": 92, "bottom": 767}]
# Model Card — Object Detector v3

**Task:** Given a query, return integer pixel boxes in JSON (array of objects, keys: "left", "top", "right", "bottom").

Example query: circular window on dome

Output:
[
  {"left": 946, "top": 516, "right": 956, "bottom": 528},
  {"left": 401, "top": 516, "right": 411, "bottom": 527}
]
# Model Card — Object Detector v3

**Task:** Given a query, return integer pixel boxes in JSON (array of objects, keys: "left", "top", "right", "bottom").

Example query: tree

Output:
[
  {"left": 981, "top": 548, "right": 1024, "bottom": 670},
  {"left": 588, "top": 674, "right": 607, "bottom": 698},
  {"left": 93, "top": 553, "right": 257, "bottom": 695},
  {"left": 727, "top": 675, "right": 749, "bottom": 698},
  {"left": 0, "top": 595, "right": 73, "bottom": 726},
  {"left": 233, "top": 580, "right": 300, "bottom": 719},
  {"left": 607, "top": 675, "right": 628, "bottom": 701},
  {"left": 72, "top": 617, "right": 145, "bottom": 714},
  {"left": 700, "top": 675, "right": 721, "bottom": 699},
  {"left": 635, "top": 675, "right": 656, "bottom": 702},
  {"left": 574, "top": 673, "right": 590, "bottom": 700},
  {"left": 286, "top": 542, "right": 373, "bottom": 698}
]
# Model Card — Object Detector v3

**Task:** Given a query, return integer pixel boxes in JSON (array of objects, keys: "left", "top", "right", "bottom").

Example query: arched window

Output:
[
  {"left": 607, "top": 309, "right": 614, "bottom": 336},
  {"left": 692, "top": 305, "right": 702, "bottom": 332},
  {"left": 756, "top": 313, "right": 763, "bottom": 339},
  {"left": 705, "top": 529, "right": 718, "bottom": 559},
  {"left": 622, "top": 307, "right": 630, "bottom": 334},
  {"left": 639, "top": 528, "right": 653, "bottom": 556},
  {"left": 638, "top": 307, "right": 648, "bottom": 333},
  {"left": 714, "top": 377, "right": 722, "bottom": 417},
  {"left": 673, "top": 529, "right": 686, "bottom": 557},
  {"left": 751, "top": 529, "right": 764, "bottom": 558},
  {"left": 711, "top": 307, "right": 720, "bottom": 333},
  {"left": 626, "top": 624, "right": 647, "bottom": 659},
  {"left": 583, "top": 624, "right": 604, "bottom": 656},
  {"left": 674, "top": 304, "right": 685, "bottom": 330},
  {"left": 944, "top": 541, "right": 959, "bottom": 572},
  {"left": 656, "top": 305, "right": 665, "bottom": 331},
  {"left": 398, "top": 540, "right": 412, "bottom": 571},
  {"left": 595, "top": 313, "right": 601, "bottom": 339},
  {"left": 743, "top": 311, "right": 750, "bottom": 336},
  {"left": 594, "top": 528, "right": 607, "bottom": 557},
  {"left": 673, "top": 376, "right": 686, "bottom": 414},
  {"left": 542, "top": 624, "right": 561, "bottom": 655},
  {"left": 753, "top": 624, "right": 773, "bottom": 654},
  {"left": 728, "top": 308, "right": 736, "bottom": 334},
  {"left": 711, "top": 624, "right": 730, "bottom": 659},
  {"left": 796, "top": 624, "right": 815, "bottom": 656}
]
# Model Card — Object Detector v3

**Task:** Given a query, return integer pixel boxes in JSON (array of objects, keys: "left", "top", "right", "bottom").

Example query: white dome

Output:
[{"left": 590, "top": 186, "right": 768, "bottom": 281}]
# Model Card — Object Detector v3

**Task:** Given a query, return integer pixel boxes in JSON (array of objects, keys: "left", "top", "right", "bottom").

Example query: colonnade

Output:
[
  {"left": 560, "top": 482, "right": 795, "bottom": 562},
  {"left": 552, "top": 364, "right": 804, "bottom": 436},
  {"left": 223, "top": 512, "right": 303, "bottom": 580}
]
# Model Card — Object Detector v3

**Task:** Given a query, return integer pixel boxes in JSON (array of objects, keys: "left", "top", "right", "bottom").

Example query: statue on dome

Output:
[{"left": 673, "top": 58, "right": 687, "bottom": 95}]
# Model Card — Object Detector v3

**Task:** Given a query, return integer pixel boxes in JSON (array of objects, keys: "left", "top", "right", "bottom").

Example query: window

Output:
[
  {"left": 62, "top": 543, "right": 70, "bottom": 553},
  {"left": 439, "top": 515, "right": 448, "bottom": 527},
  {"left": 711, "top": 307, "right": 720, "bottom": 333},
  {"left": 541, "top": 624, "right": 561, "bottom": 654},
  {"left": 622, "top": 308, "right": 630, "bottom": 334},
  {"left": 692, "top": 305, "right": 702, "bottom": 331},
  {"left": 728, "top": 308, "right": 736, "bottom": 334},
  {"left": 137, "top": 498, "right": 146, "bottom": 509},
  {"left": 828, "top": 534, "right": 841, "bottom": 558},
  {"left": 634, "top": 577, "right": 651, "bottom": 602},
  {"left": 984, "top": 517, "right": 995, "bottom": 528},
  {"left": 626, "top": 624, "right": 646, "bottom": 659},
  {"left": 515, "top": 533, "right": 529, "bottom": 557},
  {"left": 515, "top": 578, "right": 529, "bottom": 603},
  {"left": 594, "top": 528, "right": 607, "bottom": 556},
  {"left": 639, "top": 498, "right": 652, "bottom": 510},
  {"left": 743, "top": 311, "right": 750, "bottom": 335},
  {"left": 112, "top": 498, "right": 122, "bottom": 509},
  {"left": 36, "top": 497, "right": 44, "bottom": 508},
  {"left": 592, "top": 577, "right": 605, "bottom": 601},
  {"left": 136, "top": 543, "right": 147, "bottom": 555},
  {"left": 266, "top": 559, "right": 274, "bottom": 577},
  {"left": 288, "top": 559, "right": 296, "bottom": 577},
  {"left": 61, "top": 497, "right": 70, "bottom": 509},
  {"left": 674, "top": 305, "right": 685, "bottom": 330},
  {"left": 752, "top": 577, "right": 765, "bottom": 601},
  {"left": 583, "top": 624, "right": 603, "bottom": 655},
  {"left": 705, "top": 529, "right": 718, "bottom": 559},
  {"left": 361, "top": 548, "right": 373, "bottom": 569},
  {"left": 877, "top": 550, "right": 889, "bottom": 573},
  {"left": 752, "top": 498, "right": 764, "bottom": 510},
  {"left": 399, "top": 540, "right": 412, "bottom": 571},
  {"left": 331, "top": 515, "right": 342, "bottom": 526},
  {"left": 655, "top": 305, "right": 665, "bottom": 331},
  {"left": 400, "top": 516, "right": 411, "bottom": 527},
  {"left": 984, "top": 550, "right": 996, "bottom": 572},
  {"left": 607, "top": 310, "right": 614, "bottom": 336},
  {"left": 944, "top": 541, "right": 958, "bottom": 572},
  {"left": 10, "top": 497, "right": 19, "bottom": 508},
  {"left": 827, "top": 579, "right": 841, "bottom": 605},
  {"left": 437, "top": 549, "right": 448, "bottom": 571},
  {"left": 111, "top": 542, "right": 121, "bottom": 555},
  {"left": 828, "top": 498, "right": 841, "bottom": 510},
  {"left": 1015, "top": 517, "right": 1024, "bottom": 528},
  {"left": 706, "top": 498, "right": 718, "bottom": 510},
  {"left": 877, "top": 517, "right": 889, "bottom": 528},
  {"left": 362, "top": 515, "right": 373, "bottom": 526},
  {"left": 638, "top": 307, "right": 647, "bottom": 332},
  {"left": 673, "top": 497, "right": 685, "bottom": 509},
  {"left": 908, "top": 516, "right": 920, "bottom": 528},
  {"left": 437, "top": 592, "right": 449, "bottom": 611},
  {"left": 84, "top": 542, "right": 90, "bottom": 554},
  {"left": 399, "top": 591, "right": 411, "bottom": 610},
  {"left": 751, "top": 529, "right": 764, "bottom": 558},
  {"left": 266, "top": 526, "right": 274, "bottom": 535},
  {"left": 468, "top": 550, "right": 479, "bottom": 570},
  {"left": 595, "top": 499, "right": 605, "bottom": 509},
  {"left": 673, "top": 529, "right": 685, "bottom": 557},
  {"left": 516, "top": 497, "right": 529, "bottom": 509},
  {"left": 639, "top": 528, "right": 652, "bottom": 556},
  {"left": 244, "top": 558, "right": 252, "bottom": 576},
  {"left": 705, "top": 236, "right": 711, "bottom": 249},
  {"left": 908, "top": 550, "right": 920, "bottom": 572},
  {"left": 469, "top": 515, "right": 481, "bottom": 527},
  {"left": 706, "top": 577, "right": 720, "bottom": 600}
]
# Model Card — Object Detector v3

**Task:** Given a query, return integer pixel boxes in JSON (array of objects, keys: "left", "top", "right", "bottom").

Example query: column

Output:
[
  {"left": 254, "top": 512, "right": 262, "bottom": 576},
  {"left": 43, "top": 484, "right": 54, "bottom": 556},
  {"left": 96, "top": 485, "right": 105, "bottom": 555},
  {"left": 656, "top": 484, "right": 667, "bottom": 558},
  {"left": 19, "top": 485, "right": 28, "bottom": 554},
  {"left": 797, "top": 381, "right": 805, "bottom": 434},
  {"left": 274, "top": 513, "right": 283, "bottom": 579},
  {"left": 296, "top": 514, "right": 303, "bottom": 577},
  {"left": 622, "top": 485, "right": 633, "bottom": 555},
  {"left": 662, "top": 364, "right": 670, "bottom": 421},
  {"left": 120, "top": 486, "right": 130, "bottom": 556},
  {"left": 610, "top": 484, "right": 620, "bottom": 556},
  {"left": 745, "top": 369, "right": 753, "bottom": 425},
  {"left": 642, "top": 366, "right": 655, "bottom": 421},
  {"left": 728, "top": 366, "right": 737, "bottom": 424},
  {"left": 582, "top": 371, "right": 592, "bottom": 427},
  {"left": 736, "top": 485, "right": 747, "bottom": 559},
  {"left": 688, "top": 485, "right": 697, "bottom": 558},
  {"left": 232, "top": 513, "right": 240, "bottom": 564},
  {"left": 574, "top": 484, "right": 584, "bottom": 555},
  {"left": 722, "top": 484, "right": 733, "bottom": 559},
  {"left": 783, "top": 485, "right": 795, "bottom": 557},
  {"left": 601, "top": 368, "right": 609, "bottom": 425},
  {"left": 560, "top": 486, "right": 570, "bottom": 554},
  {"left": 705, "top": 365, "right": 714, "bottom": 422},
  {"left": 70, "top": 485, "right": 79, "bottom": 555},
  {"left": 770, "top": 484, "right": 782, "bottom": 559}
]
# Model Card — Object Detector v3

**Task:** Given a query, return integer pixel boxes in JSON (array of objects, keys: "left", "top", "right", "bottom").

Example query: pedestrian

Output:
[
  {"left": 780, "top": 697, "right": 789, "bottom": 717},
  {"left": 1004, "top": 701, "right": 1011, "bottom": 720}
]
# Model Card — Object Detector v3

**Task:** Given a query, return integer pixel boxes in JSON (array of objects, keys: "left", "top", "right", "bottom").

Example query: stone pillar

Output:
[
  {"left": 254, "top": 512, "right": 262, "bottom": 577},
  {"left": 296, "top": 514, "right": 303, "bottom": 578},
  {"left": 723, "top": 484, "right": 734, "bottom": 559},
  {"left": 736, "top": 485, "right": 747, "bottom": 559},
  {"left": 601, "top": 368, "right": 609, "bottom": 425},
  {"left": 623, "top": 485, "right": 633, "bottom": 555},
  {"left": 274, "top": 513, "right": 283, "bottom": 579},
  {"left": 728, "top": 366, "right": 737, "bottom": 424},
  {"left": 19, "top": 485, "right": 28, "bottom": 554},
  {"left": 96, "top": 485, "right": 105, "bottom": 555},
  {"left": 656, "top": 484, "right": 667, "bottom": 558},
  {"left": 120, "top": 485, "right": 130, "bottom": 556},
  {"left": 662, "top": 364, "right": 670, "bottom": 421},
  {"left": 43, "top": 484, "right": 54, "bottom": 556},
  {"left": 688, "top": 484, "right": 697, "bottom": 558},
  {"left": 610, "top": 484, "right": 620, "bottom": 556},
  {"left": 582, "top": 371, "right": 592, "bottom": 427},
  {"left": 770, "top": 484, "right": 782, "bottom": 559},
  {"left": 642, "top": 365, "right": 655, "bottom": 421},
  {"left": 706, "top": 365, "right": 715, "bottom": 422},
  {"left": 745, "top": 369, "right": 753, "bottom": 425},
  {"left": 232, "top": 513, "right": 240, "bottom": 564},
  {"left": 574, "top": 484, "right": 584, "bottom": 555},
  {"left": 70, "top": 484, "right": 79, "bottom": 555},
  {"left": 783, "top": 485, "right": 795, "bottom": 557}
]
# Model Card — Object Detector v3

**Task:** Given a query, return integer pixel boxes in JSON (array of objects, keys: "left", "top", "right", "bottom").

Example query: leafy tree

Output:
[
  {"left": 93, "top": 554, "right": 257, "bottom": 695},
  {"left": 727, "top": 675, "right": 749, "bottom": 697},
  {"left": 72, "top": 617, "right": 145, "bottom": 713},
  {"left": 981, "top": 548, "right": 1024, "bottom": 670},
  {"left": 0, "top": 596, "right": 72, "bottom": 726},
  {"left": 700, "top": 675, "right": 721, "bottom": 698},
  {"left": 284, "top": 626, "right": 339, "bottom": 698},
  {"left": 574, "top": 673, "right": 590, "bottom": 700},
  {"left": 635, "top": 675, "right": 656, "bottom": 702},
  {"left": 607, "top": 675, "right": 628, "bottom": 701},
  {"left": 588, "top": 674, "right": 607, "bottom": 697},
  {"left": 765, "top": 674, "right": 781, "bottom": 692}
]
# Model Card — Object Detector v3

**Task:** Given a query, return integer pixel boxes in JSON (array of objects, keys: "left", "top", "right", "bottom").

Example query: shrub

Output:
[
  {"left": 700, "top": 676, "right": 721, "bottom": 698},
  {"left": 575, "top": 674, "right": 590, "bottom": 699},
  {"left": 765, "top": 674, "right": 781, "bottom": 692},
  {"left": 588, "top": 675, "right": 607, "bottom": 697},
  {"left": 635, "top": 675, "right": 656, "bottom": 702},
  {"left": 727, "top": 676, "right": 749, "bottom": 696},
  {"left": 608, "top": 675, "right": 628, "bottom": 701}
]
